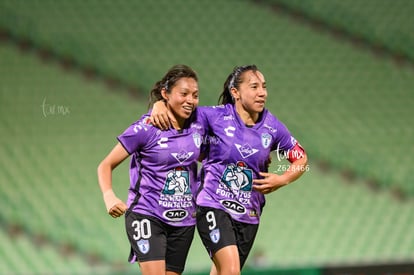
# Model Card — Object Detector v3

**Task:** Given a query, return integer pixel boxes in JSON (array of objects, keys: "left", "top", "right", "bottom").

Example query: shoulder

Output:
[
  {"left": 196, "top": 105, "right": 233, "bottom": 127},
  {"left": 261, "top": 108, "right": 277, "bottom": 122},
  {"left": 117, "top": 113, "right": 159, "bottom": 153},
  {"left": 197, "top": 104, "right": 225, "bottom": 112},
  {"left": 125, "top": 114, "right": 158, "bottom": 136},
  {"left": 261, "top": 109, "right": 291, "bottom": 134},
  {"left": 197, "top": 104, "right": 232, "bottom": 116},
  {"left": 262, "top": 109, "right": 283, "bottom": 126}
]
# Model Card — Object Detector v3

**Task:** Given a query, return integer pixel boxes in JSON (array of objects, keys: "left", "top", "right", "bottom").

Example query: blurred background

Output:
[{"left": 0, "top": 0, "right": 413, "bottom": 274}]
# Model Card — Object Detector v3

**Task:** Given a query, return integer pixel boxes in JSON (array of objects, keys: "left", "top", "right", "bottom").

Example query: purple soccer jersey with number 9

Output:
[{"left": 196, "top": 104, "right": 296, "bottom": 224}]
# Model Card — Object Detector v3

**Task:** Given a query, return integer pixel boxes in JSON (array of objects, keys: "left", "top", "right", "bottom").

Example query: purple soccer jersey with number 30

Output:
[
  {"left": 117, "top": 113, "right": 205, "bottom": 227},
  {"left": 196, "top": 104, "right": 296, "bottom": 224}
]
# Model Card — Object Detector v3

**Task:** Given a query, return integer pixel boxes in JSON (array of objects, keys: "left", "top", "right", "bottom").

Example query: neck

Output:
[
  {"left": 235, "top": 103, "right": 259, "bottom": 126},
  {"left": 167, "top": 106, "right": 185, "bottom": 130},
  {"left": 171, "top": 119, "right": 184, "bottom": 130}
]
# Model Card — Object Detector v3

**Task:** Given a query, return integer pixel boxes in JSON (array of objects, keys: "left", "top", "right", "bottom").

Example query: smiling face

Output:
[
  {"left": 231, "top": 70, "right": 267, "bottom": 123},
  {"left": 162, "top": 77, "right": 199, "bottom": 128}
]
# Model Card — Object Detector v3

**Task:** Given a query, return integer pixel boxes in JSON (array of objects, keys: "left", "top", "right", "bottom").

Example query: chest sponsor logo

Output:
[
  {"left": 162, "top": 167, "right": 191, "bottom": 195},
  {"left": 159, "top": 167, "right": 194, "bottom": 210},
  {"left": 220, "top": 200, "right": 246, "bottom": 214},
  {"left": 221, "top": 161, "right": 253, "bottom": 192},
  {"left": 171, "top": 150, "right": 194, "bottom": 164},
  {"left": 235, "top": 143, "right": 259, "bottom": 158},
  {"left": 163, "top": 209, "right": 188, "bottom": 221},
  {"left": 217, "top": 162, "right": 253, "bottom": 206}
]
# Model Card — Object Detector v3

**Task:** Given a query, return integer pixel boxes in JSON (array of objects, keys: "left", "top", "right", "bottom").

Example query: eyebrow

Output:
[
  {"left": 179, "top": 88, "right": 199, "bottom": 93},
  {"left": 247, "top": 73, "right": 265, "bottom": 86},
  {"left": 247, "top": 78, "right": 265, "bottom": 86}
]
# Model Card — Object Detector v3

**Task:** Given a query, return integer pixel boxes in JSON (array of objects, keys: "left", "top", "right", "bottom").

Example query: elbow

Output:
[
  {"left": 302, "top": 153, "right": 308, "bottom": 166},
  {"left": 97, "top": 161, "right": 105, "bottom": 176},
  {"left": 97, "top": 159, "right": 111, "bottom": 180},
  {"left": 291, "top": 152, "right": 308, "bottom": 174},
  {"left": 298, "top": 152, "right": 308, "bottom": 172}
]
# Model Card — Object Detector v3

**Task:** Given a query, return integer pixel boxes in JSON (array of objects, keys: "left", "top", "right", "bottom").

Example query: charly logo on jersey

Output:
[
  {"left": 162, "top": 166, "right": 191, "bottom": 195},
  {"left": 157, "top": 137, "right": 168, "bottom": 148},
  {"left": 220, "top": 161, "right": 253, "bottom": 192},
  {"left": 224, "top": 126, "right": 235, "bottom": 137},
  {"left": 261, "top": 133, "right": 272, "bottom": 149},
  {"left": 171, "top": 150, "right": 194, "bottom": 164},
  {"left": 133, "top": 121, "right": 150, "bottom": 133},
  {"left": 235, "top": 143, "right": 259, "bottom": 158},
  {"left": 137, "top": 239, "right": 150, "bottom": 254}
]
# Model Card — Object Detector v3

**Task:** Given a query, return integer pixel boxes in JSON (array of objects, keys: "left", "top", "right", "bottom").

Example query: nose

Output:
[
  {"left": 186, "top": 94, "right": 194, "bottom": 103},
  {"left": 187, "top": 94, "right": 199, "bottom": 105},
  {"left": 258, "top": 86, "right": 267, "bottom": 97}
]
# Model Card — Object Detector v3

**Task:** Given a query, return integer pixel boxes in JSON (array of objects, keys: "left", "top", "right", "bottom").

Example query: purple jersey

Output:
[
  {"left": 117, "top": 113, "right": 205, "bottom": 227},
  {"left": 196, "top": 104, "right": 296, "bottom": 224}
]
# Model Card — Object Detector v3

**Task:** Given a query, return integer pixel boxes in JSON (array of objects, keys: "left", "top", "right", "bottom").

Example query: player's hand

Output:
[
  {"left": 253, "top": 172, "right": 288, "bottom": 194},
  {"left": 108, "top": 202, "right": 128, "bottom": 218},
  {"left": 149, "top": 101, "right": 177, "bottom": 130},
  {"left": 103, "top": 189, "right": 128, "bottom": 218}
]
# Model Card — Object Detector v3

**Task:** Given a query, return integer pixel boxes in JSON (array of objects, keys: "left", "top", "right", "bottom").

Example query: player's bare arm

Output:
[{"left": 97, "top": 143, "right": 129, "bottom": 218}]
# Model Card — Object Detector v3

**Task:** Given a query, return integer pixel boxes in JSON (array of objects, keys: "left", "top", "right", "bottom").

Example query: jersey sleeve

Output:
[
  {"left": 271, "top": 119, "right": 306, "bottom": 163},
  {"left": 194, "top": 106, "right": 210, "bottom": 157},
  {"left": 270, "top": 117, "right": 297, "bottom": 153},
  {"left": 195, "top": 106, "right": 210, "bottom": 129},
  {"left": 117, "top": 114, "right": 153, "bottom": 155}
]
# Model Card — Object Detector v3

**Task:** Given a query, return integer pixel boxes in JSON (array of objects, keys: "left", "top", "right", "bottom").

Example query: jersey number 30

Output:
[{"left": 132, "top": 219, "right": 151, "bottom": 240}]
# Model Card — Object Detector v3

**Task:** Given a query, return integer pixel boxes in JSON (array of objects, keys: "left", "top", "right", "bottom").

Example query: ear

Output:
[
  {"left": 161, "top": 88, "right": 169, "bottom": 101},
  {"left": 230, "top": 87, "right": 240, "bottom": 100}
]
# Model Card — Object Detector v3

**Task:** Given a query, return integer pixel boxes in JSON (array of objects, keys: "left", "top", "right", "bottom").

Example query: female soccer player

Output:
[
  {"left": 97, "top": 65, "right": 204, "bottom": 275},
  {"left": 151, "top": 65, "right": 308, "bottom": 275}
]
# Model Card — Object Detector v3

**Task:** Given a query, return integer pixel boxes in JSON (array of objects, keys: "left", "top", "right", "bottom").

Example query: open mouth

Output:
[
  {"left": 183, "top": 105, "right": 193, "bottom": 111},
  {"left": 182, "top": 105, "right": 194, "bottom": 114}
]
